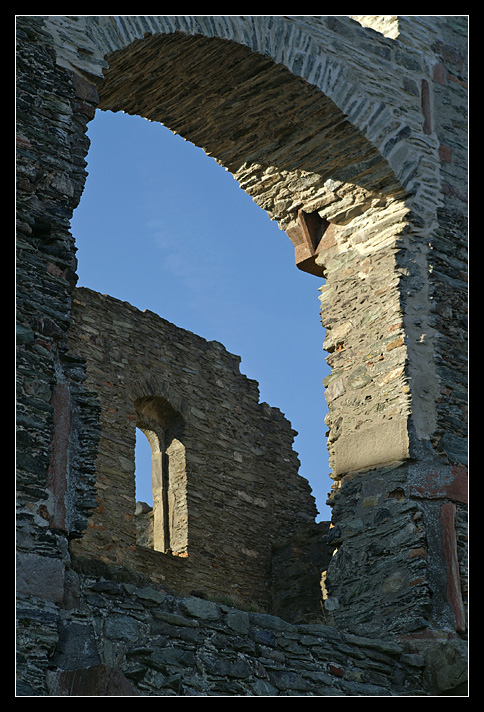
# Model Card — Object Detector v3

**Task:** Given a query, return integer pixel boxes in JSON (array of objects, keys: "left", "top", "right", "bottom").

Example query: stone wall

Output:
[
  {"left": 66, "top": 286, "right": 322, "bottom": 615},
  {"left": 44, "top": 575, "right": 445, "bottom": 697},
  {"left": 16, "top": 15, "right": 468, "bottom": 696}
]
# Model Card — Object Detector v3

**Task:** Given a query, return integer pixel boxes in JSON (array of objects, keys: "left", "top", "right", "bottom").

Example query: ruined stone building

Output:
[{"left": 16, "top": 16, "right": 468, "bottom": 696}]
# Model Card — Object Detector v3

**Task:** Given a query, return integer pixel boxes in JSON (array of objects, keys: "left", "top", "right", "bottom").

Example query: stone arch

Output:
[
  {"left": 44, "top": 15, "right": 422, "bottom": 200},
  {"left": 47, "top": 16, "right": 420, "bottom": 480},
  {"left": 23, "top": 17, "right": 445, "bottom": 499},
  {"left": 78, "top": 24, "right": 413, "bottom": 231}
]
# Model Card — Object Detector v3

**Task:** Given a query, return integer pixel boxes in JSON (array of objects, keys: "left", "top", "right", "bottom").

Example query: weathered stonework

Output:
[
  {"left": 16, "top": 15, "right": 468, "bottom": 696},
  {"left": 66, "top": 286, "right": 321, "bottom": 613}
]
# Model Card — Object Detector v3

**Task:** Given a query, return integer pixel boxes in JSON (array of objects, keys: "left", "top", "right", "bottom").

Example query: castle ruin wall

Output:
[
  {"left": 16, "top": 15, "right": 468, "bottom": 696},
  {"left": 66, "top": 286, "right": 322, "bottom": 614}
]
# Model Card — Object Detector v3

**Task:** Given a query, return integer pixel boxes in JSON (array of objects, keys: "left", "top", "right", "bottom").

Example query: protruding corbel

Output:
[{"left": 286, "top": 209, "right": 329, "bottom": 277}]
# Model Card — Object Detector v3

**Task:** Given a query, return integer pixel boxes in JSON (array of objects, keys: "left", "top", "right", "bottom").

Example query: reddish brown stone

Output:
[
  {"left": 71, "top": 71, "right": 99, "bottom": 103},
  {"left": 328, "top": 664, "right": 344, "bottom": 678},
  {"left": 421, "top": 79, "right": 432, "bottom": 135},
  {"left": 433, "top": 62, "right": 446, "bottom": 85},
  {"left": 49, "top": 664, "right": 139, "bottom": 696},
  {"left": 439, "top": 144, "right": 452, "bottom": 163},
  {"left": 408, "top": 547, "right": 427, "bottom": 560},
  {"left": 286, "top": 210, "right": 328, "bottom": 277},
  {"left": 386, "top": 336, "right": 404, "bottom": 351},
  {"left": 440, "top": 502, "right": 466, "bottom": 633},
  {"left": 410, "top": 467, "right": 467, "bottom": 504},
  {"left": 448, "top": 467, "right": 468, "bottom": 504},
  {"left": 46, "top": 383, "right": 71, "bottom": 530}
]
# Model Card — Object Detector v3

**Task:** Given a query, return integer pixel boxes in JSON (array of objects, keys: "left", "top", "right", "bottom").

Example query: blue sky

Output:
[{"left": 71, "top": 109, "right": 333, "bottom": 520}]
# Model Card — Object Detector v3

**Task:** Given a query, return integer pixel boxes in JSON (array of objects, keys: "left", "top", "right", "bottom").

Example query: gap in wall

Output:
[{"left": 135, "top": 427, "right": 153, "bottom": 506}]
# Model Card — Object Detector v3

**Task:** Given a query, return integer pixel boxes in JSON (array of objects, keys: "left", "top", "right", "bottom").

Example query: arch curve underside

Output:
[{"left": 95, "top": 30, "right": 405, "bottom": 259}]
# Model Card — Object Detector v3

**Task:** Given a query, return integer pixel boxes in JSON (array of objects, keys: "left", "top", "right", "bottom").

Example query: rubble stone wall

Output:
[{"left": 66, "top": 286, "right": 320, "bottom": 614}]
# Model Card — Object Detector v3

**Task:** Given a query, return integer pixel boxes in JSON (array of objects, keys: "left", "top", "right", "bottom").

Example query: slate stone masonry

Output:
[
  {"left": 46, "top": 576, "right": 436, "bottom": 696},
  {"left": 16, "top": 15, "right": 468, "bottom": 695}
]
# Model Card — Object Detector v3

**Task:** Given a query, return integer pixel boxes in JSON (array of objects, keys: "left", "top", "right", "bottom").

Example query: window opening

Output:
[
  {"left": 135, "top": 397, "right": 188, "bottom": 557},
  {"left": 135, "top": 427, "right": 153, "bottom": 506}
]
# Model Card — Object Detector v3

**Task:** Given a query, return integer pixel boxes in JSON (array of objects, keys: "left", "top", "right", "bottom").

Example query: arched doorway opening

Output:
[{"left": 71, "top": 27, "right": 408, "bottom": 537}]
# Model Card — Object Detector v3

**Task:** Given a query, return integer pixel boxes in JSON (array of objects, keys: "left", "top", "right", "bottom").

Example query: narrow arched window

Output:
[{"left": 134, "top": 396, "right": 187, "bottom": 557}]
